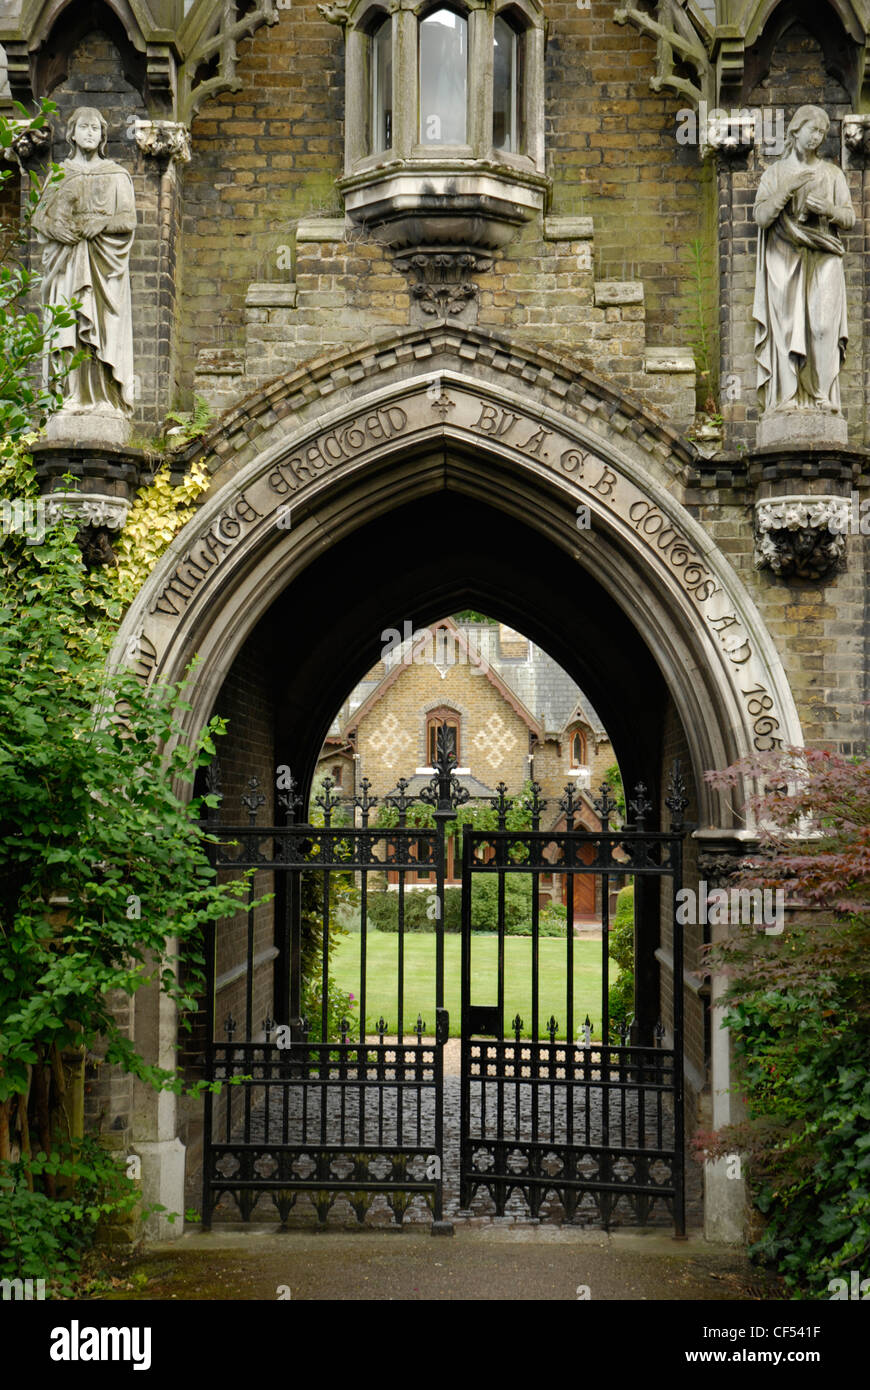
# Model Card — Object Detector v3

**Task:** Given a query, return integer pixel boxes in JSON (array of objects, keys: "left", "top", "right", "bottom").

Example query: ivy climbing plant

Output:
[{"left": 106, "top": 461, "right": 211, "bottom": 608}]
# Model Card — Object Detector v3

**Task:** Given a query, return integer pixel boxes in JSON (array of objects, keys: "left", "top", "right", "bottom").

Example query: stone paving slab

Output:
[{"left": 119, "top": 1226, "right": 784, "bottom": 1302}]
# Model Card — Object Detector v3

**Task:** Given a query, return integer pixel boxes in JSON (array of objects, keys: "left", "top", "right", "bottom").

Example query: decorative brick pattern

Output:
[{"left": 471, "top": 712, "right": 519, "bottom": 771}]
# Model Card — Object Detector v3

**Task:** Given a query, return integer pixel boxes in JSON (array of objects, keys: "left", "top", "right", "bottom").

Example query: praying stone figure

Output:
[
  {"left": 33, "top": 107, "right": 136, "bottom": 445},
  {"left": 752, "top": 104, "right": 855, "bottom": 448}
]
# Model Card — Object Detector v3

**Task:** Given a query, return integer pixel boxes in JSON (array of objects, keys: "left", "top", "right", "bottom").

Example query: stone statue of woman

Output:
[
  {"left": 33, "top": 106, "right": 136, "bottom": 444},
  {"left": 752, "top": 104, "right": 855, "bottom": 447}
]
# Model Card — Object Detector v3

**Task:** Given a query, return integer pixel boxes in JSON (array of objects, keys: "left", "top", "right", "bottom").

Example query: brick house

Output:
[{"left": 317, "top": 616, "right": 613, "bottom": 905}]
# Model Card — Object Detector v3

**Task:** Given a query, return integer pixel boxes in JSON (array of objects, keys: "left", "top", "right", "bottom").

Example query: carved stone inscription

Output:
[
  {"left": 148, "top": 493, "right": 263, "bottom": 617},
  {"left": 134, "top": 385, "right": 787, "bottom": 750}
]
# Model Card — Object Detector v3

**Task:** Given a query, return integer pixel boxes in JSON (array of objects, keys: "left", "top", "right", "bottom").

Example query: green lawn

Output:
[{"left": 330, "top": 930, "right": 603, "bottom": 1039}]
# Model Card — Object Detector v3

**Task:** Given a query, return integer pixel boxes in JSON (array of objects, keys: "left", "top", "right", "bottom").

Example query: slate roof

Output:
[{"left": 330, "top": 620, "right": 608, "bottom": 741}]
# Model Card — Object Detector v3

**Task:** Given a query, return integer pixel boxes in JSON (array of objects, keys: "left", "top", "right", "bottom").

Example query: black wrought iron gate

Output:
[
  {"left": 200, "top": 734, "right": 688, "bottom": 1234},
  {"left": 459, "top": 775, "right": 688, "bottom": 1234},
  {"left": 200, "top": 746, "right": 463, "bottom": 1231}
]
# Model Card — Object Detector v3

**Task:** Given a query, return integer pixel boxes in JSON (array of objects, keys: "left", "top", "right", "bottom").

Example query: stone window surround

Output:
[
  {"left": 568, "top": 727, "right": 588, "bottom": 770},
  {"left": 337, "top": 0, "right": 548, "bottom": 244},
  {"left": 425, "top": 703, "right": 462, "bottom": 765}
]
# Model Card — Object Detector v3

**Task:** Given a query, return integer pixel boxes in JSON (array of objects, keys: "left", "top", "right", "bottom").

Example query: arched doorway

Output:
[{"left": 112, "top": 326, "right": 803, "bottom": 1239}]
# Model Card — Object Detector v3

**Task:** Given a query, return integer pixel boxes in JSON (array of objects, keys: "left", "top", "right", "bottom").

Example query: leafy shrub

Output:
[
  {"left": 469, "top": 874, "right": 534, "bottom": 930},
  {"left": 365, "top": 890, "right": 437, "bottom": 933},
  {"left": 608, "top": 883, "right": 634, "bottom": 1030},
  {"left": 715, "top": 985, "right": 869, "bottom": 1294},
  {"left": 301, "top": 976, "right": 358, "bottom": 1042},
  {"left": 0, "top": 1139, "right": 139, "bottom": 1293},
  {"left": 700, "top": 749, "right": 870, "bottom": 1296},
  {"left": 364, "top": 881, "right": 564, "bottom": 935}
]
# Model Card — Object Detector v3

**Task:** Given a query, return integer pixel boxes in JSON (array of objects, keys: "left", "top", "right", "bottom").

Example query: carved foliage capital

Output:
[
  {"left": 754, "top": 495, "right": 848, "bottom": 581},
  {"left": 133, "top": 120, "right": 192, "bottom": 163},
  {"left": 0, "top": 120, "right": 52, "bottom": 164},
  {"left": 393, "top": 249, "right": 493, "bottom": 323}
]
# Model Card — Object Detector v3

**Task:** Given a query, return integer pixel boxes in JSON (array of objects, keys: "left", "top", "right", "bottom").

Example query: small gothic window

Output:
[
  {"left": 493, "top": 14, "right": 522, "bottom": 152},
  {"left": 419, "top": 8, "right": 468, "bottom": 145},
  {"left": 427, "top": 713, "right": 460, "bottom": 765},
  {"left": 571, "top": 730, "right": 587, "bottom": 767},
  {"left": 370, "top": 14, "right": 392, "bottom": 153}
]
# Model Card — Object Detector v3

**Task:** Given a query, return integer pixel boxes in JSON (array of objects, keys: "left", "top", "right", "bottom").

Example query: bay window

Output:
[{"left": 333, "top": 0, "right": 549, "bottom": 251}]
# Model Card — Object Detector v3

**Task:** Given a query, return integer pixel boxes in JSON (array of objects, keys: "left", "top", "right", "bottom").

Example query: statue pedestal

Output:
[
  {"left": 45, "top": 406, "right": 132, "bottom": 449},
  {"left": 756, "top": 408, "right": 848, "bottom": 450}
]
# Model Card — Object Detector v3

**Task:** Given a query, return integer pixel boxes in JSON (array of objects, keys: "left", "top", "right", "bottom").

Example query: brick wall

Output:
[
  {"left": 658, "top": 698, "right": 704, "bottom": 1092},
  {"left": 178, "top": 615, "right": 279, "bottom": 1167},
  {"left": 180, "top": 3, "right": 705, "bottom": 415}
]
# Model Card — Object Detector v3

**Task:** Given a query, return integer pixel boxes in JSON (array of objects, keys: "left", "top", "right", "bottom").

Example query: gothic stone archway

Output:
[{"left": 113, "top": 325, "right": 803, "bottom": 1241}]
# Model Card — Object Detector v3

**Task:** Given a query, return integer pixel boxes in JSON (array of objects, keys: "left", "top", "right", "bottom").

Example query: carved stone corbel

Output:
[
  {"left": 754, "top": 495, "right": 848, "bottom": 581},
  {"left": 133, "top": 120, "right": 192, "bottom": 164},
  {"left": 30, "top": 442, "right": 143, "bottom": 569},
  {"left": 43, "top": 492, "right": 131, "bottom": 571},
  {"left": 842, "top": 113, "right": 870, "bottom": 166},
  {"left": 0, "top": 119, "right": 52, "bottom": 164},
  {"left": 703, "top": 113, "right": 757, "bottom": 163},
  {"left": 393, "top": 249, "right": 493, "bottom": 326}
]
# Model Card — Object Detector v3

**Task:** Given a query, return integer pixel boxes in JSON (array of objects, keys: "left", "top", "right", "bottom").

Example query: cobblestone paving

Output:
[{"left": 203, "top": 1038, "right": 703, "bottom": 1231}]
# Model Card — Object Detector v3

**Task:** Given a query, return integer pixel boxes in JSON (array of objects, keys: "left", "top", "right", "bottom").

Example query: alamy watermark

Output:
[
  {"left": 675, "top": 881, "right": 785, "bottom": 935},
  {"left": 828, "top": 1271, "right": 870, "bottom": 1300},
  {"left": 676, "top": 102, "right": 785, "bottom": 152},
  {"left": 381, "top": 621, "right": 491, "bottom": 675},
  {"left": 1, "top": 1277, "right": 46, "bottom": 1300},
  {"left": 0, "top": 498, "right": 47, "bottom": 545}
]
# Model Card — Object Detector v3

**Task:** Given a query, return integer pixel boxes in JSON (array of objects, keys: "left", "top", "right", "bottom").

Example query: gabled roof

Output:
[{"left": 344, "top": 617, "right": 542, "bottom": 738}]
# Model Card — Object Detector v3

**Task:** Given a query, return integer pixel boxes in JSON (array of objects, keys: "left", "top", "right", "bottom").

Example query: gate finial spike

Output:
[
  {"left": 512, "top": 1013, "right": 523, "bottom": 1040},
  {"left": 628, "top": 780, "right": 653, "bottom": 828},
  {"left": 277, "top": 766, "right": 304, "bottom": 823},
  {"left": 665, "top": 758, "right": 690, "bottom": 831},
  {"left": 592, "top": 782, "right": 617, "bottom": 829},
  {"left": 241, "top": 776, "right": 266, "bottom": 825}
]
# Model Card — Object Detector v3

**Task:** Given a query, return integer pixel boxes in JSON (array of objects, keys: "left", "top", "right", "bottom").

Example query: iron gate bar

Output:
[
  {"left": 201, "top": 747, "right": 459, "bottom": 1231},
  {"left": 459, "top": 764, "right": 687, "bottom": 1234},
  {"left": 200, "top": 742, "right": 689, "bottom": 1234}
]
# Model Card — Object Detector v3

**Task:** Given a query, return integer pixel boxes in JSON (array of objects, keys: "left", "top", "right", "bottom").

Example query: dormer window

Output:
[{"left": 333, "top": 0, "right": 549, "bottom": 252}]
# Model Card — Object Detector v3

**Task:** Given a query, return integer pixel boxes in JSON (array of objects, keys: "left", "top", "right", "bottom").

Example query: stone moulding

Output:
[{"left": 754, "top": 494, "right": 849, "bottom": 581}]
